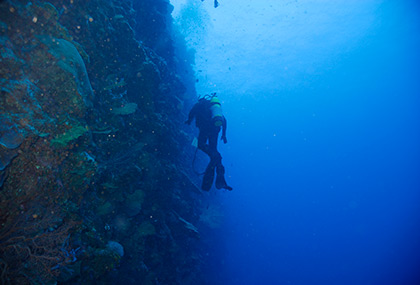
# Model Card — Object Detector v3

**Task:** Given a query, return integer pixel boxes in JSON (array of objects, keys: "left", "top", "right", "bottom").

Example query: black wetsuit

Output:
[{"left": 186, "top": 99, "right": 231, "bottom": 191}]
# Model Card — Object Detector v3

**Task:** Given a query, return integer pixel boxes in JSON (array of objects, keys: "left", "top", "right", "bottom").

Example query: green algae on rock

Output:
[{"left": 50, "top": 124, "right": 88, "bottom": 147}]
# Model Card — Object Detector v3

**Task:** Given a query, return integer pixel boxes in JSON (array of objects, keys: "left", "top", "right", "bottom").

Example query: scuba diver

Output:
[{"left": 185, "top": 93, "right": 232, "bottom": 191}]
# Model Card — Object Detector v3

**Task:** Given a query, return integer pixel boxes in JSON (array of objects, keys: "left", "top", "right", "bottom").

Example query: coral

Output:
[
  {"left": 106, "top": 241, "right": 124, "bottom": 257},
  {"left": 50, "top": 124, "right": 87, "bottom": 147},
  {"left": 0, "top": 204, "right": 80, "bottom": 284},
  {"left": 103, "top": 77, "right": 127, "bottom": 91},
  {"left": 59, "top": 151, "right": 96, "bottom": 197},
  {"left": 97, "top": 201, "right": 114, "bottom": 216},
  {"left": 88, "top": 248, "right": 121, "bottom": 279},
  {"left": 122, "top": 189, "right": 145, "bottom": 217},
  {"left": 173, "top": 211, "right": 200, "bottom": 237},
  {"left": 0, "top": 77, "right": 50, "bottom": 137},
  {"left": 37, "top": 36, "right": 94, "bottom": 106},
  {"left": 0, "top": 126, "right": 24, "bottom": 149},
  {"left": 111, "top": 102, "right": 138, "bottom": 115},
  {"left": 0, "top": 0, "right": 208, "bottom": 283},
  {"left": 112, "top": 215, "right": 131, "bottom": 234},
  {"left": 0, "top": 148, "right": 17, "bottom": 171},
  {"left": 0, "top": 170, "right": 5, "bottom": 187},
  {"left": 137, "top": 221, "right": 156, "bottom": 237}
]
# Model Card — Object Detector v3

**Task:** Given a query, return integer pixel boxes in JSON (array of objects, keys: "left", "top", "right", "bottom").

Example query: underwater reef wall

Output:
[{"left": 0, "top": 0, "right": 211, "bottom": 284}]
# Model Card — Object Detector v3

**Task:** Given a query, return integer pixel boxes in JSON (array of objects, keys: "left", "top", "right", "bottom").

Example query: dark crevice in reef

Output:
[{"left": 0, "top": 0, "right": 218, "bottom": 284}]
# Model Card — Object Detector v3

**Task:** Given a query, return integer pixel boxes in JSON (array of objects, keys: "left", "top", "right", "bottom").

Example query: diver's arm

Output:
[
  {"left": 185, "top": 104, "right": 197, "bottom": 125},
  {"left": 221, "top": 116, "right": 227, "bottom": 143}
]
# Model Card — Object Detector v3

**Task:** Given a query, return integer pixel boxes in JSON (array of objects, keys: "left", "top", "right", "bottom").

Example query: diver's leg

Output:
[
  {"left": 207, "top": 128, "right": 232, "bottom": 190},
  {"left": 208, "top": 127, "right": 219, "bottom": 151},
  {"left": 197, "top": 129, "right": 211, "bottom": 157},
  {"left": 201, "top": 162, "right": 216, "bottom": 191},
  {"left": 198, "top": 129, "right": 216, "bottom": 190},
  {"left": 201, "top": 127, "right": 232, "bottom": 191},
  {"left": 208, "top": 127, "right": 221, "bottom": 163}
]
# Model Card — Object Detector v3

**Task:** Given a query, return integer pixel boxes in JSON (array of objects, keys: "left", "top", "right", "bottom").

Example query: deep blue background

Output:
[{"left": 172, "top": 0, "right": 420, "bottom": 284}]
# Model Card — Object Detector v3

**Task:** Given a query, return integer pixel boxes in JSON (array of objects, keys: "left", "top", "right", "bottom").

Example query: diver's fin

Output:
[
  {"left": 215, "top": 166, "right": 233, "bottom": 191},
  {"left": 215, "top": 174, "right": 232, "bottom": 190}
]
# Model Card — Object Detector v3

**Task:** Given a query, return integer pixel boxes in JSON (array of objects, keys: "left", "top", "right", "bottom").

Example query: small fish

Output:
[{"left": 201, "top": 0, "right": 220, "bottom": 8}]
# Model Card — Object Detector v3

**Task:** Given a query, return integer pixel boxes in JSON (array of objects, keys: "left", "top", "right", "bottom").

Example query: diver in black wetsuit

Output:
[{"left": 185, "top": 94, "right": 232, "bottom": 191}]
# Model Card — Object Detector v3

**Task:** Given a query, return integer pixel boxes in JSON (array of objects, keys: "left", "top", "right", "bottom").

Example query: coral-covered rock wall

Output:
[{"left": 0, "top": 0, "right": 209, "bottom": 284}]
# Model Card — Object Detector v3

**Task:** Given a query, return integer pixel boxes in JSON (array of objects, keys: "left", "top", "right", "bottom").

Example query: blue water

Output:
[{"left": 173, "top": 0, "right": 420, "bottom": 284}]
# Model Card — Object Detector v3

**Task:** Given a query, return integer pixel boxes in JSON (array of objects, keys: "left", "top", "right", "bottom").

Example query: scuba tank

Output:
[{"left": 209, "top": 94, "right": 224, "bottom": 127}]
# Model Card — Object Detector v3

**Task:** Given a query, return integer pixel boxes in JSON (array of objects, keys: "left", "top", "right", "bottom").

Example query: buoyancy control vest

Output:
[{"left": 210, "top": 95, "right": 224, "bottom": 127}]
